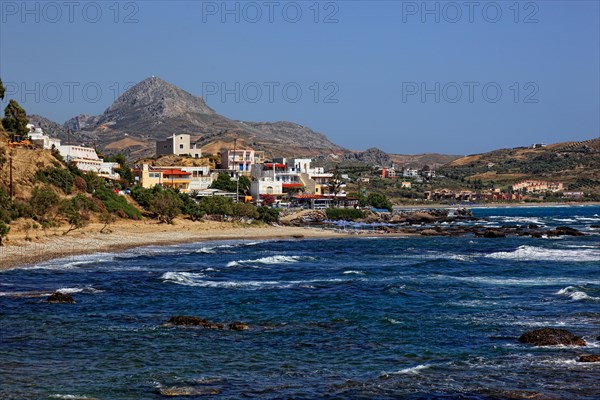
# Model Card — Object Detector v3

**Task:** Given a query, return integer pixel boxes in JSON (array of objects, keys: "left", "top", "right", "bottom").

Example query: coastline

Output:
[
  {"left": 392, "top": 201, "right": 600, "bottom": 210},
  {"left": 0, "top": 220, "right": 353, "bottom": 271}
]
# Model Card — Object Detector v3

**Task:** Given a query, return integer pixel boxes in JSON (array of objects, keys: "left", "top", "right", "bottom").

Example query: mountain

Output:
[
  {"left": 55, "top": 77, "right": 345, "bottom": 159},
  {"left": 440, "top": 138, "right": 600, "bottom": 192}
]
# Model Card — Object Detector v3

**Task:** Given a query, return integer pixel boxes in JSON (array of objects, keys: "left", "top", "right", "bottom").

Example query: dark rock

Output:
[
  {"left": 530, "top": 232, "right": 543, "bottom": 238},
  {"left": 166, "top": 316, "right": 208, "bottom": 326},
  {"left": 229, "top": 322, "right": 250, "bottom": 331},
  {"left": 483, "top": 230, "right": 506, "bottom": 238},
  {"left": 578, "top": 354, "right": 600, "bottom": 363},
  {"left": 528, "top": 223, "right": 540, "bottom": 229},
  {"left": 590, "top": 224, "right": 600, "bottom": 229},
  {"left": 46, "top": 292, "right": 76, "bottom": 304},
  {"left": 547, "top": 226, "right": 585, "bottom": 237},
  {"left": 420, "top": 229, "right": 441, "bottom": 236},
  {"left": 519, "top": 328, "right": 586, "bottom": 346}
]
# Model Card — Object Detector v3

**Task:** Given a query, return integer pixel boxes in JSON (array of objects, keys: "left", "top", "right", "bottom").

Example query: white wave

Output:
[
  {"left": 556, "top": 286, "right": 600, "bottom": 301},
  {"left": 386, "top": 364, "right": 431, "bottom": 375},
  {"left": 554, "top": 218, "right": 577, "bottom": 223},
  {"left": 486, "top": 245, "right": 600, "bottom": 262},
  {"left": 226, "top": 255, "right": 312, "bottom": 267},
  {"left": 444, "top": 275, "right": 599, "bottom": 286},
  {"left": 491, "top": 216, "right": 544, "bottom": 225},
  {"left": 56, "top": 286, "right": 104, "bottom": 294},
  {"left": 50, "top": 395, "right": 95, "bottom": 399},
  {"left": 384, "top": 317, "right": 402, "bottom": 324},
  {"left": 343, "top": 270, "right": 365, "bottom": 275},
  {"left": 23, "top": 254, "right": 115, "bottom": 270},
  {"left": 162, "top": 272, "right": 343, "bottom": 290},
  {"left": 161, "top": 271, "right": 206, "bottom": 286}
]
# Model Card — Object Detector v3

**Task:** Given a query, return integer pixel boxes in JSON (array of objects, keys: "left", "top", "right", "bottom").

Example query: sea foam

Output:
[{"left": 486, "top": 245, "right": 600, "bottom": 262}]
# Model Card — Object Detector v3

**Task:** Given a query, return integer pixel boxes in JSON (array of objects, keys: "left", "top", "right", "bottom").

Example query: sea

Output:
[{"left": 1, "top": 206, "right": 599, "bottom": 399}]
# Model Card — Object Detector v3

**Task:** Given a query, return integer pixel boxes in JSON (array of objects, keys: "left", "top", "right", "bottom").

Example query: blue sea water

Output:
[{"left": 1, "top": 206, "right": 599, "bottom": 399}]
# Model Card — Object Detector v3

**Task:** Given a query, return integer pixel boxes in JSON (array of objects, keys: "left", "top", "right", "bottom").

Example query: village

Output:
[{"left": 11, "top": 123, "right": 580, "bottom": 210}]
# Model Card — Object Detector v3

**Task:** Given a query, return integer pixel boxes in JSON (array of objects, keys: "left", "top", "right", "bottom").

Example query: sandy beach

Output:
[{"left": 0, "top": 219, "right": 352, "bottom": 271}]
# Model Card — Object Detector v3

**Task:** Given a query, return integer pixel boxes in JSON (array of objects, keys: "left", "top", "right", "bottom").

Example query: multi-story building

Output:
[
  {"left": 58, "top": 145, "right": 120, "bottom": 180},
  {"left": 156, "top": 134, "right": 202, "bottom": 158},
  {"left": 511, "top": 180, "right": 564, "bottom": 193},
  {"left": 135, "top": 164, "right": 208, "bottom": 193},
  {"left": 250, "top": 157, "right": 346, "bottom": 199},
  {"left": 221, "top": 149, "right": 265, "bottom": 175}
]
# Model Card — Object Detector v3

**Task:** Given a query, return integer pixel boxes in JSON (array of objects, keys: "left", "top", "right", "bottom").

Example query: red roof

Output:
[
  {"left": 293, "top": 194, "right": 327, "bottom": 199},
  {"left": 264, "top": 163, "right": 287, "bottom": 168},
  {"left": 283, "top": 183, "right": 304, "bottom": 188},
  {"left": 162, "top": 169, "right": 191, "bottom": 176}
]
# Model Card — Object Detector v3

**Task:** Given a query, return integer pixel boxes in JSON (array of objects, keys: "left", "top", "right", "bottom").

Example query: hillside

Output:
[
  {"left": 45, "top": 77, "right": 345, "bottom": 159},
  {"left": 440, "top": 138, "right": 600, "bottom": 192}
]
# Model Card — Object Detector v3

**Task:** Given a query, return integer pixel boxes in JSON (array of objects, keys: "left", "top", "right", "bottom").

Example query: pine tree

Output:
[{"left": 3, "top": 99, "right": 29, "bottom": 136}]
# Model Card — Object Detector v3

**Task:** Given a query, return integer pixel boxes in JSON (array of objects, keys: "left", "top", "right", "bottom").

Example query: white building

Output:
[
  {"left": 58, "top": 145, "right": 120, "bottom": 180},
  {"left": 156, "top": 134, "right": 202, "bottom": 158},
  {"left": 221, "top": 149, "right": 264, "bottom": 175},
  {"left": 27, "top": 123, "right": 61, "bottom": 150},
  {"left": 182, "top": 166, "right": 213, "bottom": 191}
]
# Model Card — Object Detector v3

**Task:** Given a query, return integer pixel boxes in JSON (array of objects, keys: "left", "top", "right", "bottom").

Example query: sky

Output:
[{"left": 0, "top": 0, "right": 598, "bottom": 155}]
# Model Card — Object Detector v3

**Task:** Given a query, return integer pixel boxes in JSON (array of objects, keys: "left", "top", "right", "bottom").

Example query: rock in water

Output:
[
  {"left": 229, "top": 322, "right": 250, "bottom": 331},
  {"left": 166, "top": 316, "right": 208, "bottom": 326},
  {"left": 578, "top": 354, "right": 600, "bottom": 363},
  {"left": 519, "top": 328, "right": 586, "bottom": 346},
  {"left": 483, "top": 229, "right": 506, "bottom": 238},
  {"left": 46, "top": 292, "right": 76, "bottom": 304}
]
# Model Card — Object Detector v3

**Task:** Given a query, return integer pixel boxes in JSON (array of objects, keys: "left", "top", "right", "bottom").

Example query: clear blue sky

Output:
[{"left": 1, "top": 0, "right": 598, "bottom": 154}]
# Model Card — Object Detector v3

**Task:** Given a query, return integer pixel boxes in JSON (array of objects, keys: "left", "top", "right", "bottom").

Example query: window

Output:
[
  {"left": 179, "top": 144, "right": 184, "bottom": 149},
  {"left": 266, "top": 186, "right": 273, "bottom": 194}
]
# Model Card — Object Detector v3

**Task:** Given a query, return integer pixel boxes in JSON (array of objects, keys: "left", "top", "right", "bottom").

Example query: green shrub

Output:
[
  {"left": 367, "top": 192, "right": 393, "bottom": 211},
  {"left": 325, "top": 208, "right": 365, "bottom": 220},
  {"left": 149, "top": 189, "right": 184, "bottom": 224},
  {"left": 232, "top": 202, "right": 259, "bottom": 218},
  {"left": 93, "top": 187, "right": 141, "bottom": 220},
  {"left": 198, "top": 196, "right": 234, "bottom": 216},
  {"left": 35, "top": 166, "right": 74, "bottom": 194},
  {"left": 256, "top": 206, "right": 279, "bottom": 223}
]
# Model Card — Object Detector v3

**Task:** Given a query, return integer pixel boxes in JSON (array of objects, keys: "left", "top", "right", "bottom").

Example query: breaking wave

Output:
[
  {"left": 555, "top": 286, "right": 600, "bottom": 301},
  {"left": 161, "top": 271, "right": 342, "bottom": 290},
  {"left": 486, "top": 245, "right": 600, "bottom": 262},
  {"left": 226, "top": 255, "right": 312, "bottom": 267}
]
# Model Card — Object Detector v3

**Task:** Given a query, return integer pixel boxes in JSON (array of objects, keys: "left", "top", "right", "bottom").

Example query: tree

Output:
[
  {"left": 30, "top": 185, "right": 60, "bottom": 222},
  {"left": 0, "top": 221, "right": 10, "bottom": 246},
  {"left": 99, "top": 212, "right": 116, "bottom": 233},
  {"left": 256, "top": 207, "right": 279, "bottom": 224},
  {"left": 3, "top": 99, "right": 29, "bottom": 136},
  {"left": 198, "top": 196, "right": 233, "bottom": 216},
  {"left": 328, "top": 165, "right": 342, "bottom": 197},
  {"left": 149, "top": 190, "right": 183, "bottom": 224},
  {"left": 367, "top": 192, "right": 393, "bottom": 211},
  {"left": 105, "top": 153, "right": 134, "bottom": 185},
  {"left": 210, "top": 173, "right": 237, "bottom": 193},
  {"left": 260, "top": 194, "right": 275, "bottom": 207},
  {"left": 238, "top": 175, "right": 251, "bottom": 195},
  {"left": 0, "top": 78, "right": 5, "bottom": 100},
  {"left": 60, "top": 195, "right": 93, "bottom": 235}
]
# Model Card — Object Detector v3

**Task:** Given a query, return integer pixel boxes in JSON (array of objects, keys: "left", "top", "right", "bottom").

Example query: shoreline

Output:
[
  {"left": 0, "top": 220, "right": 354, "bottom": 272},
  {"left": 392, "top": 201, "right": 600, "bottom": 210}
]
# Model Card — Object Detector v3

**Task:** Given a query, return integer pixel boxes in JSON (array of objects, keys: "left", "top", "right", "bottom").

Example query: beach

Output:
[{"left": 0, "top": 219, "right": 350, "bottom": 271}]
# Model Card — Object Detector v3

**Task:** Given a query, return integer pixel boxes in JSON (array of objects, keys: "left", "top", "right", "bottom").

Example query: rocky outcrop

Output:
[
  {"left": 546, "top": 226, "right": 585, "bottom": 237},
  {"left": 46, "top": 292, "right": 76, "bottom": 304},
  {"left": 229, "top": 322, "right": 250, "bottom": 331},
  {"left": 578, "top": 354, "right": 600, "bottom": 363},
  {"left": 166, "top": 316, "right": 249, "bottom": 331},
  {"left": 166, "top": 316, "right": 223, "bottom": 329},
  {"left": 519, "top": 328, "right": 586, "bottom": 346}
]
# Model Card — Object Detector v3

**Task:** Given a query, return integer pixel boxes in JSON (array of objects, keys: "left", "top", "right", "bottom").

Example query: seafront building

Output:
[{"left": 156, "top": 134, "right": 203, "bottom": 158}]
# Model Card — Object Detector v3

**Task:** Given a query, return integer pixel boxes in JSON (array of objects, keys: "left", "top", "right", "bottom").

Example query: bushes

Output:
[
  {"left": 256, "top": 207, "right": 279, "bottom": 223},
  {"left": 30, "top": 185, "right": 60, "bottom": 222},
  {"left": 367, "top": 192, "right": 393, "bottom": 211},
  {"left": 93, "top": 187, "right": 141, "bottom": 220},
  {"left": 149, "top": 190, "right": 184, "bottom": 224},
  {"left": 35, "top": 166, "right": 74, "bottom": 194},
  {"left": 325, "top": 208, "right": 365, "bottom": 220}
]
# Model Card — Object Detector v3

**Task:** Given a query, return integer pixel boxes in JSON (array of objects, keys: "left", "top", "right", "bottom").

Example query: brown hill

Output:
[
  {"left": 54, "top": 77, "right": 345, "bottom": 159},
  {"left": 441, "top": 138, "right": 600, "bottom": 191}
]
